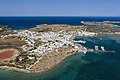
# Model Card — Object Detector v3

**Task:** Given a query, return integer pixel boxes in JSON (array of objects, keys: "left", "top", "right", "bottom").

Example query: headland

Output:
[{"left": 0, "top": 24, "right": 120, "bottom": 73}]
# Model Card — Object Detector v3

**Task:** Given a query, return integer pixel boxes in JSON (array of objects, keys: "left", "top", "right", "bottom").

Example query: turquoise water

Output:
[{"left": 0, "top": 34, "right": 120, "bottom": 80}]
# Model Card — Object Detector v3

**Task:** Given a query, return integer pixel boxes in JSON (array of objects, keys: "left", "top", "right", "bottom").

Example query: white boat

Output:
[
  {"left": 101, "top": 46, "right": 105, "bottom": 51},
  {"left": 95, "top": 46, "right": 98, "bottom": 50}
]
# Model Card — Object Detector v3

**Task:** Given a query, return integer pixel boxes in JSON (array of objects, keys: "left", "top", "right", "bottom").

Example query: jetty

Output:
[{"left": 74, "top": 40, "right": 86, "bottom": 44}]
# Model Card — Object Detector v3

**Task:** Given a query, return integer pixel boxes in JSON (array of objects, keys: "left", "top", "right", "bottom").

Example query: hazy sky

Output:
[{"left": 0, "top": 0, "right": 119, "bottom": 16}]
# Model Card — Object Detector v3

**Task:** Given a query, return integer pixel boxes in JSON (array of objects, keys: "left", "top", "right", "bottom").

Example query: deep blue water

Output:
[
  {"left": 0, "top": 17, "right": 120, "bottom": 80},
  {"left": 0, "top": 17, "right": 120, "bottom": 30}
]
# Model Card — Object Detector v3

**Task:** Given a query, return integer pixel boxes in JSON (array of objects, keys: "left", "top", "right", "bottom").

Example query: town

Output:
[
  {"left": 0, "top": 25, "right": 97, "bottom": 71},
  {"left": 1, "top": 24, "right": 119, "bottom": 73}
]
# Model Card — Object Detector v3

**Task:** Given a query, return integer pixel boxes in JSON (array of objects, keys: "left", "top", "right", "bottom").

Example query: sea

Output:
[{"left": 0, "top": 17, "right": 120, "bottom": 80}]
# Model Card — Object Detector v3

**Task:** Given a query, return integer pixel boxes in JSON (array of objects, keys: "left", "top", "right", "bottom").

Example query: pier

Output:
[{"left": 74, "top": 40, "right": 86, "bottom": 44}]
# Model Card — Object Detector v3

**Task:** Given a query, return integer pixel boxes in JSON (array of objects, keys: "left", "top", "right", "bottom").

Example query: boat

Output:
[
  {"left": 101, "top": 46, "right": 105, "bottom": 51},
  {"left": 95, "top": 46, "right": 98, "bottom": 50}
]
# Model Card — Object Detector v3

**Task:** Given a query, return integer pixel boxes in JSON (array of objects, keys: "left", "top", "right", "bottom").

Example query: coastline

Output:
[
  {"left": 0, "top": 33, "right": 86, "bottom": 73},
  {"left": 0, "top": 46, "right": 78, "bottom": 73},
  {"left": 0, "top": 24, "right": 120, "bottom": 74},
  {"left": 0, "top": 25, "right": 80, "bottom": 73},
  {"left": 0, "top": 66, "right": 30, "bottom": 73}
]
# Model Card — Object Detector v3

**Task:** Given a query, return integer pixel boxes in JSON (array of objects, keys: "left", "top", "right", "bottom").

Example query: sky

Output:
[{"left": 0, "top": 0, "right": 120, "bottom": 16}]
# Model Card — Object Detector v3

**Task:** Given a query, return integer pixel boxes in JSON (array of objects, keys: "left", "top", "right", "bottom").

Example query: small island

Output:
[
  {"left": 0, "top": 24, "right": 120, "bottom": 73},
  {"left": 81, "top": 21, "right": 118, "bottom": 27}
]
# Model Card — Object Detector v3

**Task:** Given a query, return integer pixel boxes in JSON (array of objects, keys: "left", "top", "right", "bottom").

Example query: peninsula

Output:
[{"left": 0, "top": 24, "right": 120, "bottom": 73}]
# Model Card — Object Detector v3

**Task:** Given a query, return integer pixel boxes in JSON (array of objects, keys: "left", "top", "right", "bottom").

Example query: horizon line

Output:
[{"left": 0, "top": 16, "right": 120, "bottom": 17}]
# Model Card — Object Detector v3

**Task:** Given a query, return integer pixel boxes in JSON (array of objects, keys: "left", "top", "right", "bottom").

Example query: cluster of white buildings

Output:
[
  {"left": 29, "top": 31, "right": 74, "bottom": 55},
  {"left": 0, "top": 30, "right": 75, "bottom": 55},
  {"left": 0, "top": 29, "right": 98, "bottom": 56},
  {"left": 77, "top": 30, "right": 97, "bottom": 36}
]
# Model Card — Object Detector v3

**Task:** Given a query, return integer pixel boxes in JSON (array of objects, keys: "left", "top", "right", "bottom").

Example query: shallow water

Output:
[{"left": 0, "top": 34, "right": 120, "bottom": 80}]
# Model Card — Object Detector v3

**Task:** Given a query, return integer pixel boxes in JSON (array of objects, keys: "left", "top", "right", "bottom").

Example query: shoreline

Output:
[
  {"left": 0, "top": 35, "right": 79, "bottom": 73},
  {"left": 0, "top": 66, "right": 30, "bottom": 73},
  {"left": 0, "top": 24, "right": 120, "bottom": 73},
  {"left": 28, "top": 46, "right": 79, "bottom": 73},
  {"left": 0, "top": 47, "right": 78, "bottom": 73}
]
